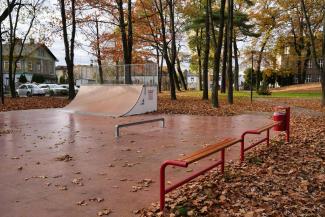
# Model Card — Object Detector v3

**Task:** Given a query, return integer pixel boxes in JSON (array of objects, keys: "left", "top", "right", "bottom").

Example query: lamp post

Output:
[
  {"left": 0, "top": 24, "right": 4, "bottom": 105},
  {"left": 251, "top": 50, "right": 254, "bottom": 104}
]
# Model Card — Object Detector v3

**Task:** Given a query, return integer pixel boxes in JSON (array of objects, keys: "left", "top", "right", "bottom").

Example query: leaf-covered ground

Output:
[
  {"left": 0, "top": 97, "right": 70, "bottom": 112},
  {"left": 1, "top": 91, "right": 324, "bottom": 216},
  {"left": 157, "top": 93, "right": 273, "bottom": 116},
  {"left": 140, "top": 94, "right": 325, "bottom": 216}
]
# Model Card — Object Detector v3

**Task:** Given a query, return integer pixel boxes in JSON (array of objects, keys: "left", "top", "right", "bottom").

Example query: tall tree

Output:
[
  {"left": 221, "top": 23, "right": 228, "bottom": 93},
  {"left": 202, "top": 0, "right": 210, "bottom": 100},
  {"left": 211, "top": 0, "right": 226, "bottom": 107},
  {"left": 300, "top": 0, "right": 325, "bottom": 106},
  {"left": 0, "top": 0, "right": 19, "bottom": 104},
  {"left": 116, "top": 0, "right": 133, "bottom": 84},
  {"left": 154, "top": 0, "right": 176, "bottom": 99},
  {"left": 233, "top": 31, "right": 239, "bottom": 91},
  {"left": 227, "top": 0, "right": 234, "bottom": 104},
  {"left": 6, "top": 0, "right": 43, "bottom": 98},
  {"left": 59, "top": 0, "right": 76, "bottom": 99}
]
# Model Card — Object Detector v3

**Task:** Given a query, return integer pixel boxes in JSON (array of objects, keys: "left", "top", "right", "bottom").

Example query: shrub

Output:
[
  {"left": 257, "top": 82, "right": 271, "bottom": 95},
  {"left": 31, "top": 74, "right": 45, "bottom": 83},
  {"left": 59, "top": 75, "right": 68, "bottom": 84},
  {"left": 18, "top": 74, "right": 27, "bottom": 83}
]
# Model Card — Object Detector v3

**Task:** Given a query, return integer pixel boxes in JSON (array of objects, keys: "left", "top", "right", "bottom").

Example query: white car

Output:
[
  {"left": 59, "top": 84, "right": 79, "bottom": 94},
  {"left": 38, "top": 84, "right": 68, "bottom": 96},
  {"left": 16, "top": 84, "right": 45, "bottom": 97}
]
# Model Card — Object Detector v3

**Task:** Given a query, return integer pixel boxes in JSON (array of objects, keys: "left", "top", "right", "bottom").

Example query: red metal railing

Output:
[
  {"left": 160, "top": 149, "right": 225, "bottom": 211},
  {"left": 240, "top": 128, "right": 271, "bottom": 162},
  {"left": 159, "top": 106, "right": 290, "bottom": 212}
]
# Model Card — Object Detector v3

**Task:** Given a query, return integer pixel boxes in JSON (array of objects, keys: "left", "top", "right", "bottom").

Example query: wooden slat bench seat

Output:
[
  {"left": 160, "top": 137, "right": 242, "bottom": 210},
  {"left": 240, "top": 121, "right": 283, "bottom": 162},
  {"left": 160, "top": 108, "right": 291, "bottom": 212},
  {"left": 180, "top": 138, "right": 242, "bottom": 164}
]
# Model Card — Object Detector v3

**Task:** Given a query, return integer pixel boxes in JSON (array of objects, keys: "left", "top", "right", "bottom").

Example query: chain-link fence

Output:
[{"left": 99, "top": 63, "right": 158, "bottom": 86}]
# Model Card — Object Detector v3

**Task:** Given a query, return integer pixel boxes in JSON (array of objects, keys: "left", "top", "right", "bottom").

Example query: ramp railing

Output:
[{"left": 115, "top": 118, "right": 165, "bottom": 137}]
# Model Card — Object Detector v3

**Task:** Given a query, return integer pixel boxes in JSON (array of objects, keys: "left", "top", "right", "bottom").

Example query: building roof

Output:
[{"left": 2, "top": 41, "right": 58, "bottom": 61}]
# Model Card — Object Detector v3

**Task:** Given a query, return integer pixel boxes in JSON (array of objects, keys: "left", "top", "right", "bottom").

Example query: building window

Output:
[
  {"left": 4, "top": 61, "right": 9, "bottom": 70},
  {"left": 319, "top": 59, "right": 324, "bottom": 69},
  {"left": 319, "top": 76, "right": 322, "bottom": 82},
  {"left": 284, "top": 47, "right": 290, "bottom": 55},
  {"left": 294, "top": 76, "right": 298, "bottom": 84},
  {"left": 28, "top": 62, "right": 33, "bottom": 71},
  {"left": 38, "top": 49, "right": 45, "bottom": 57},
  {"left": 37, "top": 63, "right": 41, "bottom": 72},
  {"left": 307, "top": 60, "right": 313, "bottom": 69},
  {"left": 306, "top": 74, "right": 312, "bottom": 83},
  {"left": 16, "top": 61, "right": 21, "bottom": 70}
]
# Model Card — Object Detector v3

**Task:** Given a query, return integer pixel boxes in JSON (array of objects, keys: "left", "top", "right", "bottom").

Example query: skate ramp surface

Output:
[{"left": 63, "top": 85, "right": 157, "bottom": 117}]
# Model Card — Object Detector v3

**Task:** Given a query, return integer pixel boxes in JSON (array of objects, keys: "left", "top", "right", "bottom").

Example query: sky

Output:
[
  {"left": 49, "top": 41, "right": 92, "bottom": 66},
  {"left": 43, "top": 0, "right": 92, "bottom": 66}
]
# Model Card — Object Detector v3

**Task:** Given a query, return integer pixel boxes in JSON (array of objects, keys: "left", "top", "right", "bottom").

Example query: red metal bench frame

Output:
[
  {"left": 159, "top": 106, "right": 290, "bottom": 211},
  {"left": 160, "top": 138, "right": 241, "bottom": 211},
  {"left": 240, "top": 107, "right": 290, "bottom": 162}
]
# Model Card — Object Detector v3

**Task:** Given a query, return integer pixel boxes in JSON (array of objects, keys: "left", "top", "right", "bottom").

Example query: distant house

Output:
[
  {"left": 73, "top": 65, "right": 98, "bottom": 85},
  {"left": 55, "top": 65, "right": 68, "bottom": 83},
  {"left": 2, "top": 39, "right": 58, "bottom": 88},
  {"left": 186, "top": 71, "right": 200, "bottom": 90},
  {"left": 276, "top": 43, "right": 322, "bottom": 84}
]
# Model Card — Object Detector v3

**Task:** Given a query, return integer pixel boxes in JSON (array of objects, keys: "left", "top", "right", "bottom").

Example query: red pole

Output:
[
  {"left": 160, "top": 160, "right": 188, "bottom": 211},
  {"left": 160, "top": 163, "right": 166, "bottom": 211},
  {"left": 240, "top": 136, "right": 245, "bottom": 162},
  {"left": 286, "top": 107, "right": 290, "bottom": 143},
  {"left": 220, "top": 149, "right": 225, "bottom": 174}
]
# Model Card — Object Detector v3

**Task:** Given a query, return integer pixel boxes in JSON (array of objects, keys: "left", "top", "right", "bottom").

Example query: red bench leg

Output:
[
  {"left": 160, "top": 163, "right": 167, "bottom": 211},
  {"left": 240, "top": 137, "right": 245, "bottom": 162},
  {"left": 267, "top": 129, "right": 270, "bottom": 146},
  {"left": 220, "top": 149, "right": 225, "bottom": 174}
]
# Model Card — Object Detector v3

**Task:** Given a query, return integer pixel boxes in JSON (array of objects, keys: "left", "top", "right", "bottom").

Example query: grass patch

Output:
[{"left": 160, "top": 90, "right": 321, "bottom": 99}]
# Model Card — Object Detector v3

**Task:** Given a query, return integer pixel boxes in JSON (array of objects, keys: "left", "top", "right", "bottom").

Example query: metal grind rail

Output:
[
  {"left": 159, "top": 106, "right": 290, "bottom": 212},
  {"left": 115, "top": 118, "right": 165, "bottom": 137}
]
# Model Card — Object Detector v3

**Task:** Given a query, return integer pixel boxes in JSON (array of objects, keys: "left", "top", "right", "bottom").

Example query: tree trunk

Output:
[
  {"left": 168, "top": 0, "right": 179, "bottom": 92},
  {"left": 159, "top": 52, "right": 163, "bottom": 92},
  {"left": 116, "top": 0, "right": 132, "bottom": 84},
  {"left": 211, "top": 0, "right": 225, "bottom": 108},
  {"left": 176, "top": 56, "right": 187, "bottom": 90},
  {"left": 0, "top": 29, "right": 3, "bottom": 104},
  {"left": 7, "top": 0, "right": 22, "bottom": 98},
  {"left": 155, "top": 0, "right": 176, "bottom": 99},
  {"left": 227, "top": 0, "right": 234, "bottom": 104},
  {"left": 301, "top": 0, "right": 325, "bottom": 106},
  {"left": 95, "top": 17, "right": 104, "bottom": 84},
  {"left": 234, "top": 31, "right": 239, "bottom": 91},
  {"left": 221, "top": 23, "right": 228, "bottom": 93},
  {"left": 156, "top": 47, "right": 162, "bottom": 92},
  {"left": 291, "top": 16, "right": 305, "bottom": 84},
  {"left": 197, "top": 28, "right": 203, "bottom": 91},
  {"left": 303, "top": 41, "right": 311, "bottom": 83},
  {"left": 202, "top": 0, "right": 210, "bottom": 100},
  {"left": 322, "top": 8, "right": 325, "bottom": 106},
  {"left": 173, "top": 68, "right": 181, "bottom": 91},
  {"left": 60, "top": 0, "right": 76, "bottom": 99}
]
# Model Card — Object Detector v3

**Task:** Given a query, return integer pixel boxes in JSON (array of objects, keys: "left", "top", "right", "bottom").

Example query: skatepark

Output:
[
  {"left": 0, "top": 65, "right": 287, "bottom": 216},
  {"left": 0, "top": 110, "right": 278, "bottom": 217}
]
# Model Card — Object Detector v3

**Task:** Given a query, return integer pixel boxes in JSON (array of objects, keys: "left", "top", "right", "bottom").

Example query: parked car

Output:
[
  {"left": 59, "top": 84, "right": 79, "bottom": 94},
  {"left": 16, "top": 84, "right": 45, "bottom": 97},
  {"left": 38, "top": 84, "right": 68, "bottom": 96}
]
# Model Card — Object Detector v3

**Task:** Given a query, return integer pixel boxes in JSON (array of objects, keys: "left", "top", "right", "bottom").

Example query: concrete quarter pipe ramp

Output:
[{"left": 63, "top": 85, "right": 157, "bottom": 117}]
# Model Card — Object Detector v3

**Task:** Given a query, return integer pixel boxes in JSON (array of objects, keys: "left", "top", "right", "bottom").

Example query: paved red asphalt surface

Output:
[{"left": 0, "top": 109, "right": 276, "bottom": 217}]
